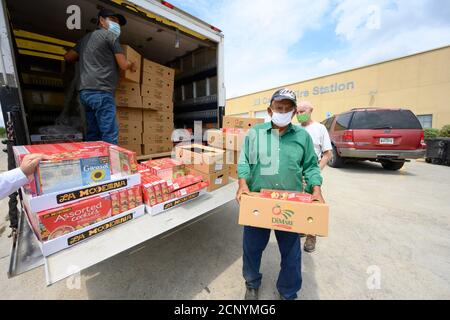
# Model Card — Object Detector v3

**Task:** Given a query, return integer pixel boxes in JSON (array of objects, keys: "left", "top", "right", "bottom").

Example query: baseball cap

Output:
[
  {"left": 98, "top": 8, "right": 127, "bottom": 26},
  {"left": 270, "top": 88, "right": 297, "bottom": 106}
]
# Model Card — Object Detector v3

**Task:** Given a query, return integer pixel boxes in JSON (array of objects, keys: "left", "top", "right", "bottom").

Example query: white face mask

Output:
[
  {"left": 270, "top": 110, "right": 294, "bottom": 127},
  {"left": 107, "top": 19, "right": 121, "bottom": 38}
]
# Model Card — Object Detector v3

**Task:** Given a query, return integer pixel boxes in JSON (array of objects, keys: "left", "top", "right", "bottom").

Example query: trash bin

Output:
[{"left": 425, "top": 138, "right": 450, "bottom": 165}]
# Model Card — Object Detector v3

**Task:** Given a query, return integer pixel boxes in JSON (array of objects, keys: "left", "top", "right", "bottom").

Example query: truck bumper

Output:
[{"left": 339, "top": 148, "right": 426, "bottom": 160}]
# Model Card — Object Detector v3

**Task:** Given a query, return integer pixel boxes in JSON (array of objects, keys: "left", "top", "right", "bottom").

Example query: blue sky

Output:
[
  {"left": 170, "top": 0, "right": 450, "bottom": 98},
  {"left": 1, "top": 0, "right": 450, "bottom": 127}
]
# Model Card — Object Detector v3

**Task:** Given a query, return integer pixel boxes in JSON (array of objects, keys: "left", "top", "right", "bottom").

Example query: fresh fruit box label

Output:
[{"left": 259, "top": 189, "right": 312, "bottom": 203}]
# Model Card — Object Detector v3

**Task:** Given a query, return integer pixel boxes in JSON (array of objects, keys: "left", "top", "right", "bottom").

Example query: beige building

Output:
[{"left": 226, "top": 45, "right": 450, "bottom": 129}]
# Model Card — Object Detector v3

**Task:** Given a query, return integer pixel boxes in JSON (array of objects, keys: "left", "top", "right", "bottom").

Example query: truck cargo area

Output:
[{"left": 5, "top": 0, "right": 220, "bottom": 144}]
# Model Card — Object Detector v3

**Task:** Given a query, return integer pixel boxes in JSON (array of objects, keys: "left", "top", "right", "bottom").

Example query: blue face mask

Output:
[{"left": 107, "top": 19, "right": 121, "bottom": 38}]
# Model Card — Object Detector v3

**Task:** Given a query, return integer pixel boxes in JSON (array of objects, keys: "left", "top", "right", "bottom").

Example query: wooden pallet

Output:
[{"left": 137, "top": 151, "right": 172, "bottom": 161}]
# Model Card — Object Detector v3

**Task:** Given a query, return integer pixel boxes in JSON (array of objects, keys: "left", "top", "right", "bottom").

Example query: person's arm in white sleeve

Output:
[
  {"left": 0, "top": 153, "right": 49, "bottom": 199},
  {"left": 0, "top": 168, "right": 29, "bottom": 199},
  {"left": 319, "top": 124, "right": 333, "bottom": 170}
]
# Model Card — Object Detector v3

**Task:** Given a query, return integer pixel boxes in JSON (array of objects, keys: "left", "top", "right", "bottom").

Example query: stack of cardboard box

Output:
[
  {"left": 207, "top": 116, "right": 264, "bottom": 179},
  {"left": 141, "top": 59, "right": 175, "bottom": 155},
  {"left": 115, "top": 46, "right": 176, "bottom": 156},
  {"left": 175, "top": 144, "right": 230, "bottom": 192},
  {"left": 116, "top": 45, "right": 143, "bottom": 155}
]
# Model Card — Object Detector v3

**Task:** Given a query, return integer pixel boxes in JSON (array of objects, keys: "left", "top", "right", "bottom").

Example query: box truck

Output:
[{"left": 0, "top": 0, "right": 235, "bottom": 286}]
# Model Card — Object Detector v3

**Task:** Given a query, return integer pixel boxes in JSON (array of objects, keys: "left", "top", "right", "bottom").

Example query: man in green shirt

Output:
[{"left": 236, "top": 88, "right": 324, "bottom": 300}]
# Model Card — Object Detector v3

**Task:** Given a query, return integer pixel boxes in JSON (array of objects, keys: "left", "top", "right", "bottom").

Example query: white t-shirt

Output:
[{"left": 301, "top": 122, "right": 332, "bottom": 160}]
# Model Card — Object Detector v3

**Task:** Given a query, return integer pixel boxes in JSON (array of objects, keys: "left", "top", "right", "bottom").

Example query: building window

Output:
[{"left": 417, "top": 114, "right": 433, "bottom": 129}]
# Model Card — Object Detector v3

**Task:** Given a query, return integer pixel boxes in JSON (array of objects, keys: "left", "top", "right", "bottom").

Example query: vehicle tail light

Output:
[
  {"left": 420, "top": 131, "right": 426, "bottom": 148},
  {"left": 211, "top": 26, "right": 222, "bottom": 32},
  {"left": 343, "top": 130, "right": 354, "bottom": 143}
]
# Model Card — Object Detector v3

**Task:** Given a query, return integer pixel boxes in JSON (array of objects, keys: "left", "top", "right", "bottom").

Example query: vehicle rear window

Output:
[
  {"left": 334, "top": 113, "right": 353, "bottom": 131},
  {"left": 349, "top": 110, "right": 422, "bottom": 129}
]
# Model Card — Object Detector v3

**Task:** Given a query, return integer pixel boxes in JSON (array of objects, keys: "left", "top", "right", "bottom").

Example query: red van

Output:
[{"left": 323, "top": 108, "right": 426, "bottom": 170}]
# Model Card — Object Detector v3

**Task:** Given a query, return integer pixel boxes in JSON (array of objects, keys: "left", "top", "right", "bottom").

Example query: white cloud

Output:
[
  {"left": 318, "top": 57, "right": 338, "bottom": 69},
  {"left": 197, "top": 0, "right": 450, "bottom": 99},
  {"left": 324, "top": 0, "right": 450, "bottom": 76},
  {"left": 210, "top": 0, "right": 332, "bottom": 97}
]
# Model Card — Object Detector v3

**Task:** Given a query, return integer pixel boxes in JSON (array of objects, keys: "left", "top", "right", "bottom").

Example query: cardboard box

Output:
[
  {"left": 226, "top": 150, "right": 241, "bottom": 164},
  {"left": 13, "top": 142, "right": 111, "bottom": 196},
  {"left": 143, "top": 110, "right": 174, "bottom": 123},
  {"left": 116, "top": 81, "right": 141, "bottom": 96},
  {"left": 141, "top": 73, "right": 174, "bottom": 91},
  {"left": 175, "top": 143, "right": 227, "bottom": 174},
  {"left": 119, "top": 129, "right": 142, "bottom": 145},
  {"left": 223, "top": 116, "right": 264, "bottom": 129},
  {"left": 142, "top": 143, "right": 173, "bottom": 155},
  {"left": 224, "top": 129, "right": 247, "bottom": 151},
  {"left": 142, "top": 97, "right": 173, "bottom": 112},
  {"left": 118, "top": 121, "right": 142, "bottom": 135},
  {"left": 141, "top": 85, "right": 172, "bottom": 100},
  {"left": 115, "top": 91, "right": 142, "bottom": 108},
  {"left": 118, "top": 144, "right": 142, "bottom": 156},
  {"left": 118, "top": 134, "right": 142, "bottom": 146},
  {"left": 239, "top": 194, "right": 329, "bottom": 236},
  {"left": 229, "top": 164, "right": 238, "bottom": 179},
  {"left": 142, "top": 132, "right": 172, "bottom": 145},
  {"left": 120, "top": 45, "right": 141, "bottom": 83},
  {"left": 206, "top": 129, "right": 225, "bottom": 149},
  {"left": 142, "top": 123, "right": 174, "bottom": 134},
  {"left": 207, "top": 129, "right": 247, "bottom": 151},
  {"left": 142, "top": 59, "right": 175, "bottom": 81},
  {"left": 117, "top": 107, "right": 143, "bottom": 122},
  {"left": 187, "top": 167, "right": 229, "bottom": 192},
  {"left": 37, "top": 194, "right": 112, "bottom": 241}
]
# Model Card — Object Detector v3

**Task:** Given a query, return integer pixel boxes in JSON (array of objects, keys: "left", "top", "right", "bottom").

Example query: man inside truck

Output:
[
  {"left": 64, "top": 8, "right": 137, "bottom": 145},
  {"left": 236, "top": 88, "right": 325, "bottom": 300}
]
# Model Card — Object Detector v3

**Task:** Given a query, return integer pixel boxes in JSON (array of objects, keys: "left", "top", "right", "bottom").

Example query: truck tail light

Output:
[
  {"left": 211, "top": 26, "right": 222, "bottom": 32},
  {"left": 343, "top": 130, "right": 354, "bottom": 143},
  {"left": 420, "top": 131, "right": 426, "bottom": 148}
]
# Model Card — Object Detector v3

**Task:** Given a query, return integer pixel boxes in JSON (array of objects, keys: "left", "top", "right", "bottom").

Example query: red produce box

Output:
[
  {"left": 172, "top": 181, "right": 209, "bottom": 198},
  {"left": 119, "top": 189, "right": 130, "bottom": 213},
  {"left": 259, "top": 189, "right": 313, "bottom": 203},
  {"left": 108, "top": 144, "right": 138, "bottom": 176},
  {"left": 13, "top": 142, "right": 111, "bottom": 195},
  {"left": 127, "top": 187, "right": 136, "bottom": 209},
  {"left": 166, "top": 174, "right": 202, "bottom": 192},
  {"left": 37, "top": 194, "right": 112, "bottom": 241},
  {"left": 133, "top": 186, "right": 143, "bottom": 206},
  {"left": 111, "top": 191, "right": 121, "bottom": 216},
  {"left": 142, "top": 181, "right": 157, "bottom": 207},
  {"left": 142, "top": 157, "right": 185, "bottom": 180}
]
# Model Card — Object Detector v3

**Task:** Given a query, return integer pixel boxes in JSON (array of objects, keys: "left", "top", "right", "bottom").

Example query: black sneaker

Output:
[
  {"left": 244, "top": 287, "right": 259, "bottom": 300},
  {"left": 304, "top": 235, "right": 316, "bottom": 253}
]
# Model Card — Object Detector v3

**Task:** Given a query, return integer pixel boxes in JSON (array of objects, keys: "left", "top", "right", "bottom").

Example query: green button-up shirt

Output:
[{"left": 237, "top": 122, "right": 323, "bottom": 193}]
